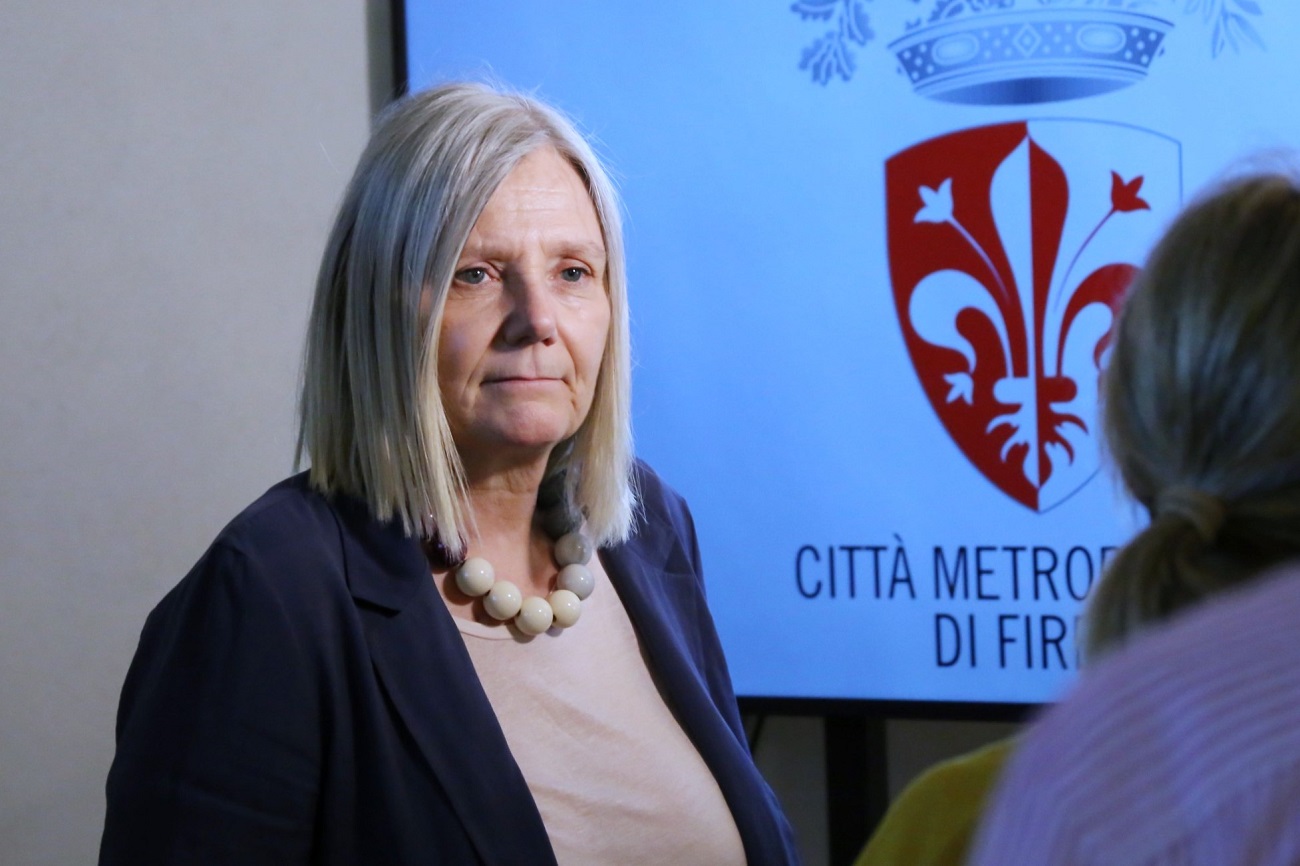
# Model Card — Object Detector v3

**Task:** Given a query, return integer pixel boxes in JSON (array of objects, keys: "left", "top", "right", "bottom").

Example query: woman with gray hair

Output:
[
  {"left": 969, "top": 172, "right": 1300, "bottom": 864},
  {"left": 99, "top": 82, "right": 797, "bottom": 865}
]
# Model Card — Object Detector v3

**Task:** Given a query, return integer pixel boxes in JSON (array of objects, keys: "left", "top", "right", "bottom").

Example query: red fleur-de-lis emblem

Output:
[{"left": 885, "top": 121, "right": 1181, "bottom": 511}]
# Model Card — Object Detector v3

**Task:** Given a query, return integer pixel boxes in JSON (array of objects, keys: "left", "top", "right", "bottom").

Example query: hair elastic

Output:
[{"left": 1154, "top": 485, "right": 1226, "bottom": 543}]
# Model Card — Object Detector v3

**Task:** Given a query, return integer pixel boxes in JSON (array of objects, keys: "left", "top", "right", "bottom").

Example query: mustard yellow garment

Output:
[{"left": 853, "top": 738, "right": 1014, "bottom": 866}]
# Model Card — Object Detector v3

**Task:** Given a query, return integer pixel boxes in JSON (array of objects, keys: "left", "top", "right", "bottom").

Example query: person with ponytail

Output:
[{"left": 968, "top": 171, "right": 1300, "bottom": 865}]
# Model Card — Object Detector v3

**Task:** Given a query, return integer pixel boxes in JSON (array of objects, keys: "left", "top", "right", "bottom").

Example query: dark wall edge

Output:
[
  {"left": 389, "top": 0, "right": 409, "bottom": 99},
  {"left": 738, "top": 697, "right": 1039, "bottom": 724}
]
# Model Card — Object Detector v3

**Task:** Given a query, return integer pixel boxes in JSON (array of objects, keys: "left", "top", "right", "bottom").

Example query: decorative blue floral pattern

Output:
[
  {"left": 1186, "top": 0, "right": 1265, "bottom": 56},
  {"left": 792, "top": 0, "right": 876, "bottom": 83}
]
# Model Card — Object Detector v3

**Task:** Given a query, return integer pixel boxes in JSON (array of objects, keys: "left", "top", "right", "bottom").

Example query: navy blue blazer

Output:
[{"left": 100, "top": 462, "right": 798, "bottom": 865}]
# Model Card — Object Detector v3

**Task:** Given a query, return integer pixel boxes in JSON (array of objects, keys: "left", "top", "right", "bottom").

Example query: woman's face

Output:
[{"left": 437, "top": 146, "right": 611, "bottom": 472}]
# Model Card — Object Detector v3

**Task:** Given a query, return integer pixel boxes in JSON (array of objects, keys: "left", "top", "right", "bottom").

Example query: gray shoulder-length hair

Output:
[
  {"left": 1088, "top": 171, "right": 1300, "bottom": 657},
  {"left": 297, "top": 82, "right": 635, "bottom": 557}
]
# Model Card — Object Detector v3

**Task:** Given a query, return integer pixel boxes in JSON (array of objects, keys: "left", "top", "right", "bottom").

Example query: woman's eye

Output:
[
  {"left": 560, "top": 266, "right": 588, "bottom": 283},
  {"left": 456, "top": 267, "right": 489, "bottom": 285}
]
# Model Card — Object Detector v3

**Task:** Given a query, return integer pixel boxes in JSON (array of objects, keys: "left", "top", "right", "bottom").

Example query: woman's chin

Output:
[{"left": 457, "top": 418, "right": 582, "bottom": 464}]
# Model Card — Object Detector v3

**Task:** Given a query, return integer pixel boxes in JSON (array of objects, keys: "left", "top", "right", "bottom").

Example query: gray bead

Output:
[
  {"left": 554, "top": 531, "right": 593, "bottom": 566},
  {"left": 557, "top": 563, "right": 595, "bottom": 600}
]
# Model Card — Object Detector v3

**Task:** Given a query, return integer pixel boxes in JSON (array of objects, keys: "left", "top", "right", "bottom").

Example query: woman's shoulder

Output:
[
  {"left": 909, "top": 737, "right": 1015, "bottom": 798},
  {"left": 214, "top": 472, "right": 337, "bottom": 553},
  {"left": 630, "top": 458, "right": 692, "bottom": 527},
  {"left": 1021, "top": 561, "right": 1300, "bottom": 757},
  {"left": 856, "top": 738, "right": 1014, "bottom": 866},
  {"left": 155, "top": 474, "right": 352, "bottom": 622},
  {"left": 971, "top": 567, "right": 1300, "bottom": 864}
]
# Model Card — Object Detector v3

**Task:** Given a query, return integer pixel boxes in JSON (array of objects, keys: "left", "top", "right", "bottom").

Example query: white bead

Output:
[
  {"left": 554, "top": 532, "right": 593, "bottom": 566},
  {"left": 548, "top": 589, "right": 582, "bottom": 628},
  {"left": 516, "top": 596, "right": 554, "bottom": 635},
  {"left": 556, "top": 563, "right": 594, "bottom": 600},
  {"left": 483, "top": 580, "right": 522, "bottom": 620},
  {"left": 454, "top": 557, "right": 495, "bottom": 597}
]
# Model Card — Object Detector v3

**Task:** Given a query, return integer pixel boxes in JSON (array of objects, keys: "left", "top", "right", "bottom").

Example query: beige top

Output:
[{"left": 453, "top": 553, "right": 747, "bottom": 866}]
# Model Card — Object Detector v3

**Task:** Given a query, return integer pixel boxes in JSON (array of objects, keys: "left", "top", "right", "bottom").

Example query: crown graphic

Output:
[
  {"left": 795, "top": 0, "right": 1264, "bottom": 96},
  {"left": 888, "top": 2, "right": 1174, "bottom": 105}
]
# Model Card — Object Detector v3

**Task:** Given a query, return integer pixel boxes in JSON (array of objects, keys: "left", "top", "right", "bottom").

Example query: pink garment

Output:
[
  {"left": 453, "top": 553, "right": 746, "bottom": 866},
  {"left": 970, "top": 564, "right": 1300, "bottom": 866}
]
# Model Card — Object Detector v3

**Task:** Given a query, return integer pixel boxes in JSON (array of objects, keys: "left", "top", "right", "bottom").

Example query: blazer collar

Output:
[
  {"left": 323, "top": 485, "right": 768, "bottom": 865},
  {"left": 602, "top": 502, "right": 796, "bottom": 866},
  {"left": 601, "top": 514, "right": 714, "bottom": 721},
  {"left": 329, "top": 492, "right": 556, "bottom": 866},
  {"left": 330, "top": 489, "right": 687, "bottom": 617},
  {"left": 329, "top": 490, "right": 428, "bottom": 612}
]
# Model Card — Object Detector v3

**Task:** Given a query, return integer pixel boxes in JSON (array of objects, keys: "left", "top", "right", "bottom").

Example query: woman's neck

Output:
[{"left": 456, "top": 456, "right": 557, "bottom": 598}]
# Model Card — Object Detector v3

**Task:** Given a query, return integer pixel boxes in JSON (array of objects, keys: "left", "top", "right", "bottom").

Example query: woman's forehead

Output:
[{"left": 460, "top": 148, "right": 606, "bottom": 260}]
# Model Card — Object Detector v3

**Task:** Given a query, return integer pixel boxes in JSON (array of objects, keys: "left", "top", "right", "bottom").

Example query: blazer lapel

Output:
[
  {"left": 602, "top": 506, "right": 791, "bottom": 866},
  {"left": 602, "top": 523, "right": 714, "bottom": 699},
  {"left": 331, "top": 496, "right": 556, "bottom": 866}
]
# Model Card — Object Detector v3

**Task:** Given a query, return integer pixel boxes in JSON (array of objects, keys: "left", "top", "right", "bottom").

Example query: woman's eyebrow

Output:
[{"left": 557, "top": 241, "right": 607, "bottom": 261}]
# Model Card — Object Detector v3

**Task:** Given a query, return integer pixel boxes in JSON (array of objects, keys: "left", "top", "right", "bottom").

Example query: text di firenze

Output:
[{"left": 795, "top": 541, "right": 1118, "bottom": 670}]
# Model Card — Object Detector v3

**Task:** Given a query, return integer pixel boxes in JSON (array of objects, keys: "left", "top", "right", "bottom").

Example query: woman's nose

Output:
[{"left": 500, "top": 272, "right": 557, "bottom": 345}]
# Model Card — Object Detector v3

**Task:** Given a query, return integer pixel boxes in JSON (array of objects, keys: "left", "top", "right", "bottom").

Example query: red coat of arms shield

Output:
[{"left": 886, "top": 120, "right": 1181, "bottom": 511}]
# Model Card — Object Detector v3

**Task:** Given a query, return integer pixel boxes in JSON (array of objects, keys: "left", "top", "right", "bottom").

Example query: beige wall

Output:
[{"left": 0, "top": 3, "right": 370, "bottom": 862}]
